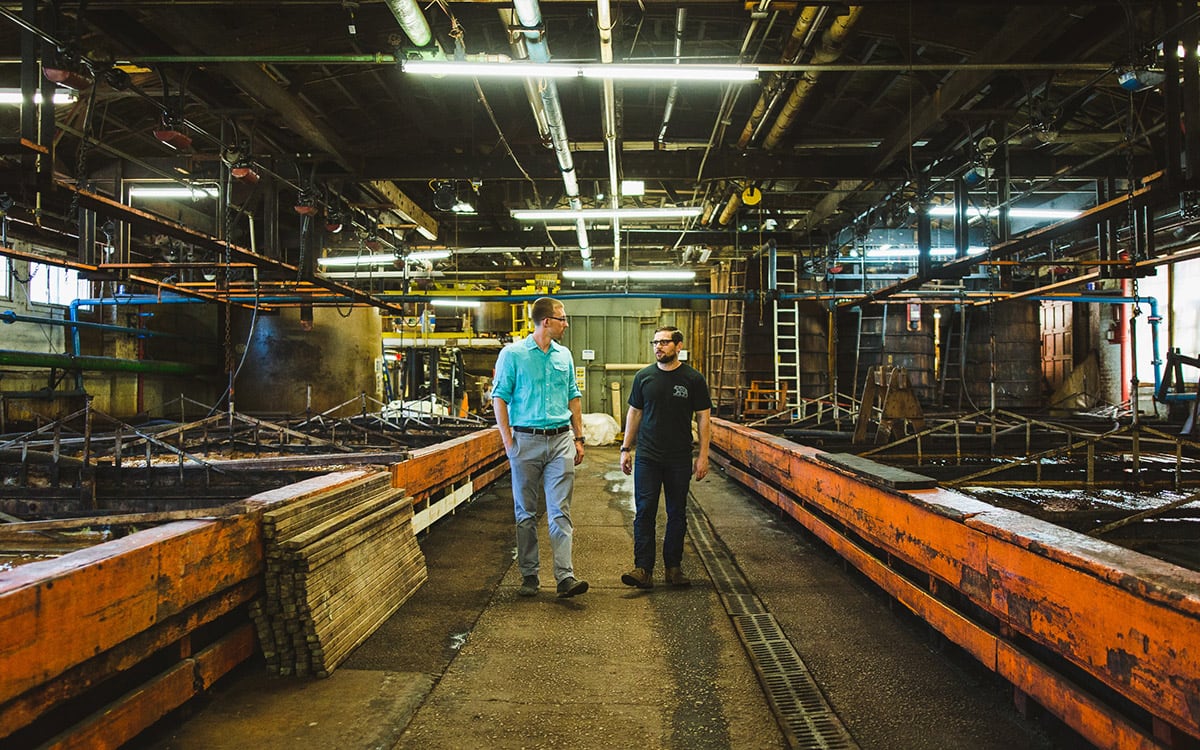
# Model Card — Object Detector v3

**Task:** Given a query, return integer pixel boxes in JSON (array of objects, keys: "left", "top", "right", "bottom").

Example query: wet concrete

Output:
[{"left": 132, "top": 446, "right": 1066, "bottom": 750}]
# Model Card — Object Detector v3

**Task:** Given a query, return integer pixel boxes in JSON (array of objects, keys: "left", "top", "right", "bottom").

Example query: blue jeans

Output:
[{"left": 632, "top": 458, "right": 693, "bottom": 571}]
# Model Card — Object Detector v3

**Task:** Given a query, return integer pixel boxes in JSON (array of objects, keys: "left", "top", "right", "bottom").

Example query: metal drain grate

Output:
[{"left": 689, "top": 501, "right": 860, "bottom": 750}]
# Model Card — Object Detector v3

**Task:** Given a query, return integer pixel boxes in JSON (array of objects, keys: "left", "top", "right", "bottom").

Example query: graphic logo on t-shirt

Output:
[{"left": 673, "top": 385, "right": 688, "bottom": 398}]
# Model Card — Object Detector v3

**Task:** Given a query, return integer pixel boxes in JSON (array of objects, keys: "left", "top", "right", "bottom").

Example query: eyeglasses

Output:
[
  {"left": 546, "top": 316, "right": 568, "bottom": 323},
  {"left": 651, "top": 339, "right": 677, "bottom": 346}
]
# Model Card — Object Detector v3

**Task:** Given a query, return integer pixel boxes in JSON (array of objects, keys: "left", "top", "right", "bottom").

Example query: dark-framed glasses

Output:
[
  {"left": 651, "top": 339, "right": 676, "bottom": 347},
  {"left": 546, "top": 316, "right": 568, "bottom": 322}
]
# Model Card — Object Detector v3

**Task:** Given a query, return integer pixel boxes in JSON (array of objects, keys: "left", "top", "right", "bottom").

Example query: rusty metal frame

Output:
[
  {"left": 711, "top": 418, "right": 1200, "bottom": 747},
  {"left": 0, "top": 427, "right": 506, "bottom": 747}
]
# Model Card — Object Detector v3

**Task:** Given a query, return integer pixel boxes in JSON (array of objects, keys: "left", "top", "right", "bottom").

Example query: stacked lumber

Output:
[{"left": 249, "top": 471, "right": 426, "bottom": 676}]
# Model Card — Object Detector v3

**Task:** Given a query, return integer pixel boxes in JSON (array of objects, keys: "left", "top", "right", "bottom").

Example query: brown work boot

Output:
[
  {"left": 664, "top": 567, "right": 691, "bottom": 587},
  {"left": 621, "top": 567, "right": 653, "bottom": 589}
]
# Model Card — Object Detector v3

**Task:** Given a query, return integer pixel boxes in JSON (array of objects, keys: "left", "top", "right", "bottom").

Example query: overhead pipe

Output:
[
  {"left": 737, "top": 5, "right": 823, "bottom": 150},
  {"left": 499, "top": 10, "right": 552, "bottom": 149},
  {"left": 384, "top": 0, "right": 433, "bottom": 48},
  {"left": 656, "top": 9, "right": 688, "bottom": 145},
  {"left": 511, "top": 0, "right": 592, "bottom": 266},
  {"left": 719, "top": 6, "right": 863, "bottom": 228},
  {"left": 764, "top": 7, "right": 863, "bottom": 151},
  {"left": 597, "top": 0, "right": 621, "bottom": 270},
  {"left": 1, "top": 310, "right": 186, "bottom": 339}
]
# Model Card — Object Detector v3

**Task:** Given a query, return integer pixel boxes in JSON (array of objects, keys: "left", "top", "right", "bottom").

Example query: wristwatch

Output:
[
  {"left": 574, "top": 435, "right": 585, "bottom": 442},
  {"left": 620, "top": 446, "right": 631, "bottom": 452}
]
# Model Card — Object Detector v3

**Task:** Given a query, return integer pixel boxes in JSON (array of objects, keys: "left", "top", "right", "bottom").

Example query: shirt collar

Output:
[{"left": 520, "top": 336, "right": 562, "bottom": 353}]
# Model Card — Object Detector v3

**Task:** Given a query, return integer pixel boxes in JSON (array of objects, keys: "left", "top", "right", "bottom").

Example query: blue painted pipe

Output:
[
  {"left": 1032, "top": 295, "right": 1169, "bottom": 400},
  {"left": 2, "top": 309, "right": 185, "bottom": 339}
]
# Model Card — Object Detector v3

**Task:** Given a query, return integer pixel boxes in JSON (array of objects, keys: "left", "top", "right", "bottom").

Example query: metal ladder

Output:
[
  {"left": 938, "top": 304, "right": 968, "bottom": 409},
  {"left": 773, "top": 252, "right": 801, "bottom": 411},
  {"left": 853, "top": 304, "right": 887, "bottom": 400},
  {"left": 708, "top": 261, "right": 746, "bottom": 416}
]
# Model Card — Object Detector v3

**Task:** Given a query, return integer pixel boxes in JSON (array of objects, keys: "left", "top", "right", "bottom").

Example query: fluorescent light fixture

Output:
[
  {"left": 322, "top": 270, "right": 444, "bottom": 279},
  {"left": 319, "top": 253, "right": 394, "bottom": 268},
  {"left": 563, "top": 270, "right": 696, "bottom": 281},
  {"left": 410, "top": 250, "right": 451, "bottom": 261},
  {"left": 402, "top": 60, "right": 758, "bottom": 83},
  {"left": 404, "top": 60, "right": 581, "bottom": 78},
  {"left": 0, "top": 89, "right": 77, "bottom": 105},
  {"left": 585, "top": 64, "right": 758, "bottom": 82},
  {"left": 862, "top": 246, "right": 987, "bottom": 258},
  {"left": 620, "top": 180, "right": 645, "bottom": 197},
  {"left": 512, "top": 207, "right": 702, "bottom": 222},
  {"left": 927, "top": 205, "right": 1082, "bottom": 220},
  {"left": 317, "top": 250, "right": 450, "bottom": 268},
  {"left": 127, "top": 186, "right": 219, "bottom": 199},
  {"left": 430, "top": 299, "right": 481, "bottom": 308}
]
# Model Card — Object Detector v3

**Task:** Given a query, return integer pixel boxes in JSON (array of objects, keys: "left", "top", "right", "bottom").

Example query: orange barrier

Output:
[
  {"left": 711, "top": 418, "right": 1200, "bottom": 747},
  {"left": 0, "top": 428, "right": 508, "bottom": 748}
]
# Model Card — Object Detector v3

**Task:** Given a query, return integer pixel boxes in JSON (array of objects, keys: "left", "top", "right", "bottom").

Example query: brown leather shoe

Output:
[
  {"left": 664, "top": 567, "right": 691, "bottom": 587},
  {"left": 621, "top": 567, "right": 653, "bottom": 589}
]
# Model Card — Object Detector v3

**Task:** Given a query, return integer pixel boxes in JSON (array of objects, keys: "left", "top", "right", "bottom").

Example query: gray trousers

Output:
[{"left": 508, "top": 431, "right": 576, "bottom": 583}]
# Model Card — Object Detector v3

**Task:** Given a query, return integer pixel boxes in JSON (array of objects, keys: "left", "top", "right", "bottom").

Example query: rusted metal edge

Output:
[{"left": 711, "top": 418, "right": 1200, "bottom": 743}]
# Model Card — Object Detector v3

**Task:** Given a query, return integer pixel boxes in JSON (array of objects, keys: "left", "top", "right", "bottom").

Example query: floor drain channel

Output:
[{"left": 688, "top": 500, "right": 860, "bottom": 750}]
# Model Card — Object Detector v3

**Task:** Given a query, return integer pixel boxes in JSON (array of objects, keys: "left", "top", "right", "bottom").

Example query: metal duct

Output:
[
  {"left": 719, "top": 6, "right": 862, "bottom": 226},
  {"left": 499, "top": 9, "right": 552, "bottom": 149},
  {"left": 512, "top": 0, "right": 592, "bottom": 263},
  {"left": 384, "top": 0, "right": 432, "bottom": 47},
  {"left": 656, "top": 9, "right": 688, "bottom": 144},
  {"left": 598, "top": 0, "right": 621, "bottom": 269},
  {"left": 763, "top": 6, "right": 863, "bottom": 151},
  {"left": 737, "top": 5, "right": 822, "bottom": 150}
]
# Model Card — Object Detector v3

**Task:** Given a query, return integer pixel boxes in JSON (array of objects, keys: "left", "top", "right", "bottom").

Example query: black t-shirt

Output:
[{"left": 628, "top": 363, "right": 713, "bottom": 463}]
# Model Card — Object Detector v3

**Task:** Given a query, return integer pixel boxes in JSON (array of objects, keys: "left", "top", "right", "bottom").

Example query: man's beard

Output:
[{"left": 656, "top": 351, "right": 677, "bottom": 364}]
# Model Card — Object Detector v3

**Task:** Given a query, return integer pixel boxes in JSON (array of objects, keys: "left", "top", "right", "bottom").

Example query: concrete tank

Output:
[{"left": 232, "top": 306, "right": 383, "bottom": 415}]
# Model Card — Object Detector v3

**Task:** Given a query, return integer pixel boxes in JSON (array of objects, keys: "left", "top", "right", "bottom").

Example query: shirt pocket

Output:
[{"left": 552, "top": 359, "right": 571, "bottom": 382}]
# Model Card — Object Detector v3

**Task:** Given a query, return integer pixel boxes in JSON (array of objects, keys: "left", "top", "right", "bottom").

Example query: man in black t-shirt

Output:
[{"left": 618, "top": 326, "right": 712, "bottom": 589}]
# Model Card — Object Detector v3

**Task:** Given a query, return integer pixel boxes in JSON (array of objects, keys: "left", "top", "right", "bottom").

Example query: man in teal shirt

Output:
[{"left": 492, "top": 297, "right": 589, "bottom": 598}]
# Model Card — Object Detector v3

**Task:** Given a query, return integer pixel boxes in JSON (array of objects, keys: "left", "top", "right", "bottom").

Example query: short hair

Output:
[
  {"left": 655, "top": 325, "right": 683, "bottom": 344},
  {"left": 530, "top": 297, "right": 562, "bottom": 325}
]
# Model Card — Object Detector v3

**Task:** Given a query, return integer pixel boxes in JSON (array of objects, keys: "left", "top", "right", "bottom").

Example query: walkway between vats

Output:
[{"left": 133, "top": 446, "right": 1055, "bottom": 750}]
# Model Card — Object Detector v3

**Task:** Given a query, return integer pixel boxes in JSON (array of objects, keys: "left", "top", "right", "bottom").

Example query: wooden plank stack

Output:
[{"left": 249, "top": 471, "right": 426, "bottom": 677}]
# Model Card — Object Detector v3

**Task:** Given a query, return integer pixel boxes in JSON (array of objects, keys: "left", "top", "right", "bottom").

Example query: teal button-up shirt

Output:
[{"left": 491, "top": 336, "right": 581, "bottom": 428}]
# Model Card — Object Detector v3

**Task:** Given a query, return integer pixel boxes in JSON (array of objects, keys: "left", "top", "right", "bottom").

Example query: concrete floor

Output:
[{"left": 131, "top": 446, "right": 1078, "bottom": 750}]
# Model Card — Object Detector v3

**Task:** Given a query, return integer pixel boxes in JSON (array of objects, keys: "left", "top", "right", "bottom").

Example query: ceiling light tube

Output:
[
  {"left": 318, "top": 253, "right": 395, "bottom": 268},
  {"left": 403, "top": 60, "right": 581, "bottom": 78},
  {"left": 562, "top": 269, "right": 696, "bottom": 281},
  {"left": 0, "top": 89, "right": 77, "bottom": 105},
  {"left": 580, "top": 64, "right": 758, "bottom": 82},
  {"left": 403, "top": 60, "right": 758, "bottom": 83},
  {"left": 127, "top": 186, "right": 219, "bottom": 199},
  {"left": 317, "top": 250, "right": 450, "bottom": 268},
  {"left": 927, "top": 205, "right": 1082, "bottom": 220},
  {"left": 430, "top": 299, "right": 482, "bottom": 308},
  {"left": 512, "top": 207, "right": 702, "bottom": 221},
  {"left": 409, "top": 250, "right": 451, "bottom": 261}
]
